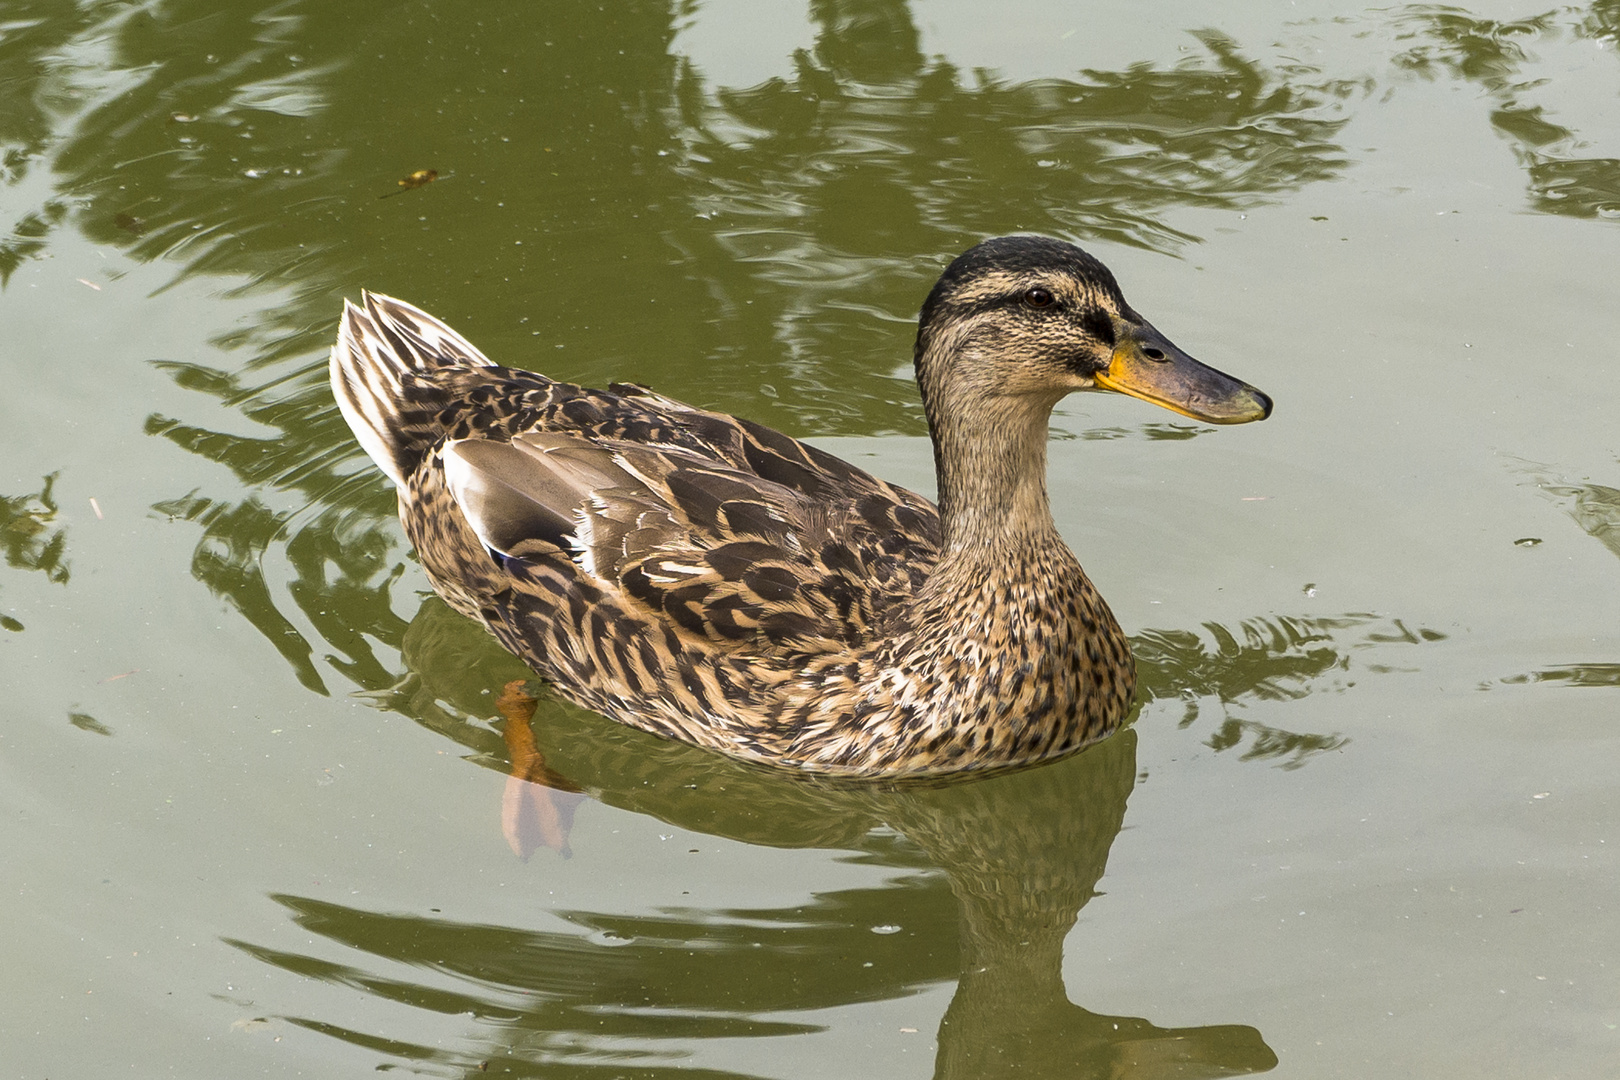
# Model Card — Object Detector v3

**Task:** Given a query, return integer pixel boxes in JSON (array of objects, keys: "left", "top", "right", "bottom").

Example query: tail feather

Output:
[{"left": 330, "top": 292, "right": 494, "bottom": 487}]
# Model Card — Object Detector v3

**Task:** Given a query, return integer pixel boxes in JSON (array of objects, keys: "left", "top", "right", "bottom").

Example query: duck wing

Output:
[{"left": 443, "top": 416, "right": 941, "bottom": 658}]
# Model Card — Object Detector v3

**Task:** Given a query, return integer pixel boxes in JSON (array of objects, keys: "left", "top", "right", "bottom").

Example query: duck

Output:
[{"left": 330, "top": 236, "right": 1271, "bottom": 778}]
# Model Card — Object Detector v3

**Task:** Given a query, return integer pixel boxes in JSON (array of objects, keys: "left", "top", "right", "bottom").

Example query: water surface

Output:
[{"left": 2, "top": 1, "right": 1617, "bottom": 1076}]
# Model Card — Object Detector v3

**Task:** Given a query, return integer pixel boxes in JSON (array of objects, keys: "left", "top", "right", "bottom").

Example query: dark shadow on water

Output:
[
  {"left": 1392, "top": 4, "right": 1620, "bottom": 221},
  {"left": 1488, "top": 461, "right": 1620, "bottom": 689},
  {"left": 1066, "top": 422, "right": 1212, "bottom": 442},
  {"left": 1540, "top": 478, "right": 1620, "bottom": 563},
  {"left": 1491, "top": 664, "right": 1620, "bottom": 688},
  {"left": 1133, "top": 613, "right": 1443, "bottom": 767},
  {"left": 0, "top": 472, "right": 71, "bottom": 632}
]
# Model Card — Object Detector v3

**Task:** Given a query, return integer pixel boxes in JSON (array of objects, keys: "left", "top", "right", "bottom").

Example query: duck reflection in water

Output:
[
  {"left": 238, "top": 599, "right": 1275, "bottom": 1079},
  {"left": 495, "top": 681, "right": 1275, "bottom": 1078}
]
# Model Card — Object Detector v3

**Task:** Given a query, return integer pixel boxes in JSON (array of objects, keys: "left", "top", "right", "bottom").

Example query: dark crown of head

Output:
[{"left": 919, "top": 236, "right": 1123, "bottom": 328}]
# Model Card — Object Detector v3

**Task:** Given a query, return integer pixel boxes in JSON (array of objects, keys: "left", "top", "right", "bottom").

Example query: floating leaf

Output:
[{"left": 380, "top": 169, "right": 439, "bottom": 199}]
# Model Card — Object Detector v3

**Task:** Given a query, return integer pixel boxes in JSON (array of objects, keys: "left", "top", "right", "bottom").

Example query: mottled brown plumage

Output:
[{"left": 330, "top": 236, "right": 1271, "bottom": 777}]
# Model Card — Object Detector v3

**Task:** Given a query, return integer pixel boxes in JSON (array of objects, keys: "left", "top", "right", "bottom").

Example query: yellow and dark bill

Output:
[{"left": 1095, "top": 321, "right": 1272, "bottom": 424}]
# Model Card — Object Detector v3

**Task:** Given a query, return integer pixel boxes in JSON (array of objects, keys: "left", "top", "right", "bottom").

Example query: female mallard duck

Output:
[{"left": 331, "top": 236, "right": 1270, "bottom": 777}]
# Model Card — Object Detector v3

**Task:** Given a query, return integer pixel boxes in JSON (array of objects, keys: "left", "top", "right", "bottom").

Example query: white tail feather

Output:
[{"left": 329, "top": 291, "right": 494, "bottom": 487}]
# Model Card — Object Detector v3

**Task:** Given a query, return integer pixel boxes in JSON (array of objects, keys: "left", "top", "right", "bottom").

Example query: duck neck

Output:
[{"left": 924, "top": 380, "right": 1065, "bottom": 559}]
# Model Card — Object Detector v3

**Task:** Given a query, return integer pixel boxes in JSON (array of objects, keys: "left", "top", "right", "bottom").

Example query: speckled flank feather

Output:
[{"left": 329, "top": 237, "right": 1268, "bottom": 777}]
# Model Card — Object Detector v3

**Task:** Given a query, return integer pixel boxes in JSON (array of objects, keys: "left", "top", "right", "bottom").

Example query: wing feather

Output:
[{"left": 436, "top": 409, "right": 940, "bottom": 658}]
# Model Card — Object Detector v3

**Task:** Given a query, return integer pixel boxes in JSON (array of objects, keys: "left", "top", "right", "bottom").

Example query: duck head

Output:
[{"left": 914, "top": 236, "right": 1272, "bottom": 425}]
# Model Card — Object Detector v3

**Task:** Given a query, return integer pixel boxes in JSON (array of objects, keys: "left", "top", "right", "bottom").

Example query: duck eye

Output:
[{"left": 1022, "top": 287, "right": 1055, "bottom": 309}]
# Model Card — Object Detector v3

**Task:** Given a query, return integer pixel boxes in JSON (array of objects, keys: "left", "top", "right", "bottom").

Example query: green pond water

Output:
[{"left": 2, "top": 0, "right": 1618, "bottom": 1076}]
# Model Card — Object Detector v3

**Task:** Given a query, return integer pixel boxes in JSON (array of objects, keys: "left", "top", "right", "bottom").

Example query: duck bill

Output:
[{"left": 1094, "top": 324, "right": 1272, "bottom": 424}]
